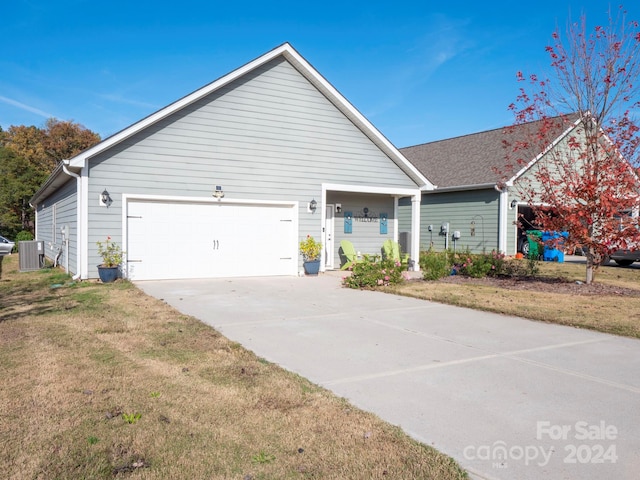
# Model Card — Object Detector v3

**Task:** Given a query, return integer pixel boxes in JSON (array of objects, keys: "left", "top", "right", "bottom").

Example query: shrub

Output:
[
  {"left": 525, "top": 257, "right": 540, "bottom": 276},
  {"left": 15, "top": 231, "right": 34, "bottom": 243},
  {"left": 96, "top": 236, "right": 124, "bottom": 267},
  {"left": 299, "top": 235, "right": 322, "bottom": 262},
  {"left": 14, "top": 231, "right": 33, "bottom": 252},
  {"left": 343, "top": 258, "right": 405, "bottom": 289},
  {"left": 419, "top": 250, "right": 452, "bottom": 280},
  {"left": 458, "top": 255, "right": 493, "bottom": 278},
  {"left": 456, "top": 250, "right": 507, "bottom": 278},
  {"left": 420, "top": 249, "right": 540, "bottom": 280},
  {"left": 502, "top": 257, "right": 540, "bottom": 277},
  {"left": 486, "top": 250, "right": 506, "bottom": 276}
]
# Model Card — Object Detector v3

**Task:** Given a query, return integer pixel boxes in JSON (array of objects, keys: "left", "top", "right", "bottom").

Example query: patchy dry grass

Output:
[
  {"left": 0, "top": 255, "right": 466, "bottom": 480},
  {"left": 389, "top": 260, "right": 640, "bottom": 339},
  {"left": 537, "top": 259, "right": 640, "bottom": 288}
]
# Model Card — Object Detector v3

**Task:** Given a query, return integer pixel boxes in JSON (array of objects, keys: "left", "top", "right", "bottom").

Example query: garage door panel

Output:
[{"left": 127, "top": 200, "right": 296, "bottom": 280}]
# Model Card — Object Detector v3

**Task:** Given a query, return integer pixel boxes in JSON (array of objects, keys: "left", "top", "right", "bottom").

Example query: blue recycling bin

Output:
[{"left": 541, "top": 231, "right": 569, "bottom": 262}]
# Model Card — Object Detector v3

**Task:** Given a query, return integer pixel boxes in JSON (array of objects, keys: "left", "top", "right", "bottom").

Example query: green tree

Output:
[
  {"left": 3, "top": 119, "right": 100, "bottom": 173},
  {"left": 0, "top": 147, "right": 46, "bottom": 236},
  {"left": 0, "top": 119, "right": 100, "bottom": 237},
  {"left": 42, "top": 118, "right": 101, "bottom": 166},
  {"left": 2, "top": 125, "right": 47, "bottom": 171}
]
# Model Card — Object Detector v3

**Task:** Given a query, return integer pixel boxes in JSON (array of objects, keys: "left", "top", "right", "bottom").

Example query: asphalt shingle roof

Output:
[{"left": 400, "top": 115, "right": 579, "bottom": 189}]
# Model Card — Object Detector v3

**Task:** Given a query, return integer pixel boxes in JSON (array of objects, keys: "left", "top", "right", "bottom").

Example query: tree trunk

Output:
[
  {"left": 584, "top": 246, "right": 599, "bottom": 285},
  {"left": 585, "top": 261, "right": 594, "bottom": 285}
]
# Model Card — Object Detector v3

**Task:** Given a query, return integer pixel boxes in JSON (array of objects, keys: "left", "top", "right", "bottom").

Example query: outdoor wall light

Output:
[
  {"left": 213, "top": 185, "right": 225, "bottom": 199},
  {"left": 309, "top": 198, "right": 317, "bottom": 212},
  {"left": 100, "top": 189, "right": 113, "bottom": 207},
  {"left": 510, "top": 199, "right": 518, "bottom": 209}
]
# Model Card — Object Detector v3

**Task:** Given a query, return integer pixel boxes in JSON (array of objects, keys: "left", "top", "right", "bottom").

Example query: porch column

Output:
[
  {"left": 411, "top": 193, "right": 421, "bottom": 271},
  {"left": 498, "top": 189, "right": 508, "bottom": 254}
]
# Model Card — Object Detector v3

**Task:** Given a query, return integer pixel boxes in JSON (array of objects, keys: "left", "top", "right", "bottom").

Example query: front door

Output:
[{"left": 325, "top": 204, "right": 334, "bottom": 269}]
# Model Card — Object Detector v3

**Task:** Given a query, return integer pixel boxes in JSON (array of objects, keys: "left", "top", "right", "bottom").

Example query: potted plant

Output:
[
  {"left": 96, "top": 236, "right": 124, "bottom": 283},
  {"left": 299, "top": 235, "right": 322, "bottom": 275}
]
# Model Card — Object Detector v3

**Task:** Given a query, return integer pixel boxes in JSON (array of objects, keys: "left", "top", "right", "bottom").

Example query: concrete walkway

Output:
[{"left": 138, "top": 274, "right": 640, "bottom": 480}]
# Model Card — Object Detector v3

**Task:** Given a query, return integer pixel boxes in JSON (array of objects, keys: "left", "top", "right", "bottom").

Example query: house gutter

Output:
[
  {"left": 62, "top": 160, "right": 83, "bottom": 281},
  {"left": 29, "top": 163, "right": 64, "bottom": 207},
  {"left": 422, "top": 182, "right": 496, "bottom": 193},
  {"left": 62, "top": 159, "right": 80, "bottom": 179}
]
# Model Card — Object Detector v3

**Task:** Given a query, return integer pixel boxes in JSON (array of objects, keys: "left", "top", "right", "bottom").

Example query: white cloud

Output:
[
  {"left": 365, "top": 14, "right": 475, "bottom": 120},
  {"left": 414, "top": 14, "right": 474, "bottom": 76},
  {"left": 0, "top": 95, "right": 53, "bottom": 119}
]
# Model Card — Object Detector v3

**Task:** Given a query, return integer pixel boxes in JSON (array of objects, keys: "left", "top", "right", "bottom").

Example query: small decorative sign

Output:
[
  {"left": 354, "top": 207, "right": 379, "bottom": 223},
  {"left": 380, "top": 213, "right": 388, "bottom": 234},
  {"left": 344, "top": 211, "right": 353, "bottom": 234}
]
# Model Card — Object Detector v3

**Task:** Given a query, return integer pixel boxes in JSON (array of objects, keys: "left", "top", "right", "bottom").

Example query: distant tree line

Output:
[{"left": 0, "top": 119, "right": 100, "bottom": 239}]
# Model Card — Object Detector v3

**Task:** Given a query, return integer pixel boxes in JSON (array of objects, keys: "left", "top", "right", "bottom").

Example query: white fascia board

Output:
[
  {"left": 322, "top": 183, "right": 421, "bottom": 198},
  {"left": 596, "top": 123, "right": 640, "bottom": 185},
  {"left": 30, "top": 163, "right": 66, "bottom": 205},
  {"left": 507, "top": 116, "right": 582, "bottom": 185}
]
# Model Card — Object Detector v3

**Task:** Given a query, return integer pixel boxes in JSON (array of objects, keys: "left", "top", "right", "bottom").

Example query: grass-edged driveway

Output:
[
  {"left": 139, "top": 273, "right": 640, "bottom": 480},
  {"left": 0, "top": 256, "right": 465, "bottom": 480}
]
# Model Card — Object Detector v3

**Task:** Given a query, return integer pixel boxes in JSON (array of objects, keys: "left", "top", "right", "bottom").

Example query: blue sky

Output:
[{"left": 3, "top": 1, "right": 639, "bottom": 148}]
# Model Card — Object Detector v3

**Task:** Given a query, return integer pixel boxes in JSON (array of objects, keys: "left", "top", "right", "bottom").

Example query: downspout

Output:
[{"left": 62, "top": 160, "right": 82, "bottom": 280}]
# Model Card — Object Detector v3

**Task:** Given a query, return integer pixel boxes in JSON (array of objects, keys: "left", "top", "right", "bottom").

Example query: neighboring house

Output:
[
  {"left": 398, "top": 115, "right": 583, "bottom": 255},
  {"left": 30, "top": 43, "right": 432, "bottom": 281}
]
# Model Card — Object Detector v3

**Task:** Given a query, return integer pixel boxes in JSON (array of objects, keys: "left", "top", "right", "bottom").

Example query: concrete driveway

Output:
[{"left": 138, "top": 274, "right": 640, "bottom": 480}]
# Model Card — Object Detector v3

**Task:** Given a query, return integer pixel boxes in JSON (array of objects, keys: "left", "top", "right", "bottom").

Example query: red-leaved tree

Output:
[{"left": 504, "top": 7, "right": 640, "bottom": 284}]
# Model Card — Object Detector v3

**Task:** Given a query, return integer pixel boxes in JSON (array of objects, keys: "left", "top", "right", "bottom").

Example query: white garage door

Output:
[{"left": 126, "top": 199, "right": 297, "bottom": 280}]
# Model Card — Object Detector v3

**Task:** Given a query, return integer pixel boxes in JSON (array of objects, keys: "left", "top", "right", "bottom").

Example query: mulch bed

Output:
[{"left": 433, "top": 274, "right": 640, "bottom": 297}]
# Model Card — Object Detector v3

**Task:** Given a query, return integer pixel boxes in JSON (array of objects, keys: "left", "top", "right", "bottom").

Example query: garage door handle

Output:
[{"left": 213, "top": 240, "right": 220, "bottom": 250}]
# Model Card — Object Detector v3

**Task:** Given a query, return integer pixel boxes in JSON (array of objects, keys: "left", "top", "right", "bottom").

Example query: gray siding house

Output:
[
  {"left": 31, "top": 43, "right": 432, "bottom": 280},
  {"left": 399, "top": 116, "right": 583, "bottom": 255}
]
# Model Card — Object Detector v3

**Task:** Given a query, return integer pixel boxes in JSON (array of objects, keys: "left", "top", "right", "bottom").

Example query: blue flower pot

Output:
[
  {"left": 97, "top": 265, "right": 119, "bottom": 283},
  {"left": 303, "top": 260, "right": 321, "bottom": 276}
]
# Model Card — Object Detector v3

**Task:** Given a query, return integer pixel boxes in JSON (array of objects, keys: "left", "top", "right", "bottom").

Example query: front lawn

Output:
[
  {"left": 389, "top": 258, "right": 640, "bottom": 339},
  {"left": 0, "top": 254, "right": 466, "bottom": 479}
]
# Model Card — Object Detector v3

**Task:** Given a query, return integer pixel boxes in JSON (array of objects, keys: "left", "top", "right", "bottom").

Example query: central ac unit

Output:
[{"left": 19, "top": 240, "right": 45, "bottom": 272}]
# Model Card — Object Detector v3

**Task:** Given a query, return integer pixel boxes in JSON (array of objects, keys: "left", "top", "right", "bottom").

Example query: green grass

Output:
[
  {"left": 0, "top": 254, "right": 467, "bottom": 480},
  {"left": 390, "top": 260, "right": 640, "bottom": 338}
]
